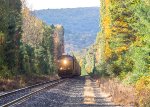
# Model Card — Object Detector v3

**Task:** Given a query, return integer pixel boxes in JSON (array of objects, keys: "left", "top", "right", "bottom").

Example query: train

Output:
[{"left": 57, "top": 55, "right": 81, "bottom": 78}]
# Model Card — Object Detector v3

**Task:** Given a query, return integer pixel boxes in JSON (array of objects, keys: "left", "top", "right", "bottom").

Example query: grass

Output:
[{"left": 0, "top": 74, "right": 58, "bottom": 91}]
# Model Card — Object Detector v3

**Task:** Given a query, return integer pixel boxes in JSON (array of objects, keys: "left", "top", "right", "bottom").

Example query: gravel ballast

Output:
[{"left": 14, "top": 76, "right": 122, "bottom": 107}]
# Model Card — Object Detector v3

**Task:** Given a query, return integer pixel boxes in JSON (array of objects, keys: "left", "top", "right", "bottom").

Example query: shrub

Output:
[
  {"left": 0, "top": 65, "right": 12, "bottom": 79},
  {"left": 136, "top": 76, "right": 150, "bottom": 107},
  {"left": 94, "top": 64, "right": 109, "bottom": 77},
  {"left": 118, "top": 71, "right": 127, "bottom": 80}
]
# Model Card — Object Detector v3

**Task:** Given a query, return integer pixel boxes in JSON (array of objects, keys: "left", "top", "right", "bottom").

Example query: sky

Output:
[{"left": 26, "top": 0, "right": 100, "bottom": 10}]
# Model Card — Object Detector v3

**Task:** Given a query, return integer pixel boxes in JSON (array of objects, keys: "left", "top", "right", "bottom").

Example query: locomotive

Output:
[{"left": 57, "top": 55, "right": 81, "bottom": 78}]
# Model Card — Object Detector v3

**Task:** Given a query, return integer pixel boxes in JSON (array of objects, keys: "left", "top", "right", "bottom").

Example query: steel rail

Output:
[
  {"left": 0, "top": 79, "right": 61, "bottom": 98},
  {"left": 1, "top": 79, "right": 67, "bottom": 107}
]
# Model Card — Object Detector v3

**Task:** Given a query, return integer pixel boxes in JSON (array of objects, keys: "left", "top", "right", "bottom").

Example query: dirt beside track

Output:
[{"left": 95, "top": 77, "right": 138, "bottom": 106}]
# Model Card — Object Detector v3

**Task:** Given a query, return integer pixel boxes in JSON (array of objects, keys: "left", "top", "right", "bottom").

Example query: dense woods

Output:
[
  {"left": 97, "top": 0, "right": 150, "bottom": 80},
  {"left": 0, "top": 0, "right": 149, "bottom": 105},
  {"left": 0, "top": 0, "right": 22, "bottom": 78},
  {"left": 80, "top": 0, "right": 150, "bottom": 106},
  {"left": 0, "top": 0, "right": 64, "bottom": 79}
]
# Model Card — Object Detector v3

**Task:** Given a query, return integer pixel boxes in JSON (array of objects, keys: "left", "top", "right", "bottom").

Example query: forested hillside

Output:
[
  {"left": 80, "top": 0, "right": 150, "bottom": 106},
  {"left": 0, "top": 0, "right": 149, "bottom": 105},
  {"left": 32, "top": 7, "right": 99, "bottom": 52},
  {"left": 0, "top": 0, "right": 63, "bottom": 90}
]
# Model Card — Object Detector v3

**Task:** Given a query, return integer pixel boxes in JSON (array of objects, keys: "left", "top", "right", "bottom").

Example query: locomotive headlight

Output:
[{"left": 63, "top": 59, "right": 68, "bottom": 65}]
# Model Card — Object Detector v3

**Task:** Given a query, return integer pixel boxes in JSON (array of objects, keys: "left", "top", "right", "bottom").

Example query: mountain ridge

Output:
[{"left": 32, "top": 7, "right": 100, "bottom": 52}]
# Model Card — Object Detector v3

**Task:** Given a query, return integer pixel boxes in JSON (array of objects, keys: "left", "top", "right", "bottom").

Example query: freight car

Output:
[{"left": 57, "top": 55, "right": 81, "bottom": 78}]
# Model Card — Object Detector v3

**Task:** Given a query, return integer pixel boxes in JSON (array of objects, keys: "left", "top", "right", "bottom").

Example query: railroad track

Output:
[{"left": 0, "top": 78, "right": 67, "bottom": 107}]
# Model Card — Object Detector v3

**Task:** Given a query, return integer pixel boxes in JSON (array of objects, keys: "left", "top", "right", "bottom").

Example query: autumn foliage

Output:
[{"left": 77, "top": 0, "right": 150, "bottom": 106}]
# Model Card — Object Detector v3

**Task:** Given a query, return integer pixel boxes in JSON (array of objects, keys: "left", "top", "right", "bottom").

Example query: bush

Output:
[
  {"left": 136, "top": 76, "right": 150, "bottom": 107},
  {"left": 94, "top": 64, "right": 109, "bottom": 77},
  {"left": 118, "top": 71, "right": 127, "bottom": 81},
  {"left": 0, "top": 65, "right": 12, "bottom": 79},
  {"left": 106, "top": 63, "right": 122, "bottom": 77}
]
